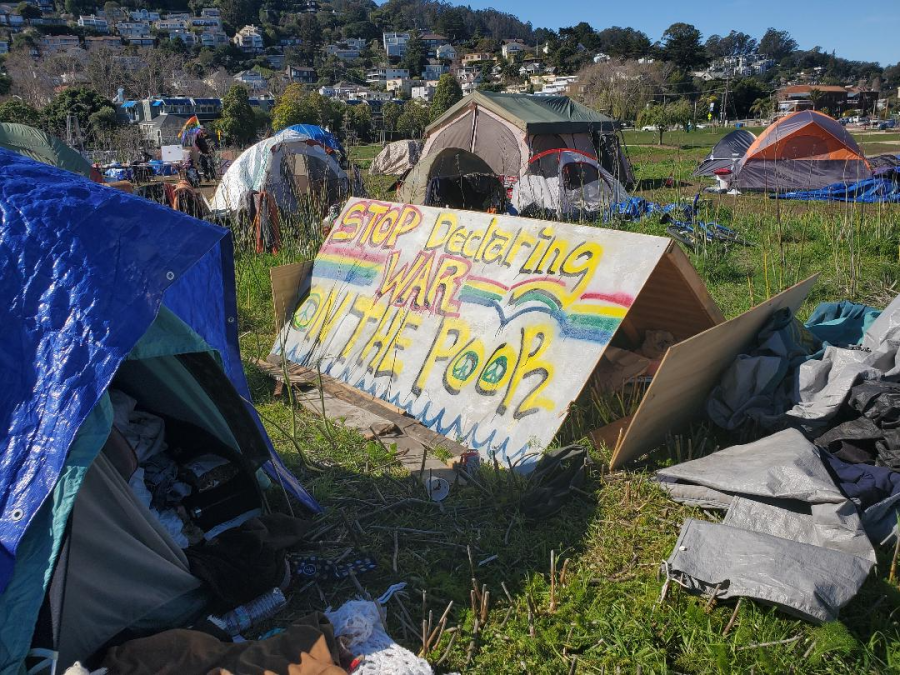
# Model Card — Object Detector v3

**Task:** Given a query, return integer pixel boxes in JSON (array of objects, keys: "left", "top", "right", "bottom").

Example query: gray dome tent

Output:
[
  {"left": 397, "top": 147, "right": 504, "bottom": 211},
  {"left": 693, "top": 129, "right": 756, "bottom": 177}
]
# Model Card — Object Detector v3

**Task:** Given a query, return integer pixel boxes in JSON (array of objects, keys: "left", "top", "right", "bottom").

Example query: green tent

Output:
[
  {"left": 421, "top": 91, "right": 633, "bottom": 186},
  {"left": 397, "top": 147, "right": 503, "bottom": 211},
  {"left": 0, "top": 123, "right": 93, "bottom": 178}
]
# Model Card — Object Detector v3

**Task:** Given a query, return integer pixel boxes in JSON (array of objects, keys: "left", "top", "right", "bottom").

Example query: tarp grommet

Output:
[
  {"left": 165, "top": 271, "right": 175, "bottom": 281},
  {"left": 10, "top": 509, "right": 24, "bottom": 522}
]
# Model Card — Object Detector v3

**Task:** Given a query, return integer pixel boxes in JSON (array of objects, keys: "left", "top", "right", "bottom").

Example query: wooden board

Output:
[
  {"left": 607, "top": 275, "right": 819, "bottom": 469},
  {"left": 271, "top": 260, "right": 314, "bottom": 332},
  {"left": 254, "top": 356, "right": 463, "bottom": 483},
  {"left": 273, "top": 198, "right": 675, "bottom": 466}
]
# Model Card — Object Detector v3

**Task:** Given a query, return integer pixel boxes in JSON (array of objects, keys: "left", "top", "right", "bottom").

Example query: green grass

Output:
[{"left": 232, "top": 130, "right": 900, "bottom": 673}]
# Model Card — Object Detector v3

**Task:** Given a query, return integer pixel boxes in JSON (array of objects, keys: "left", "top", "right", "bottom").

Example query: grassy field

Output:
[{"left": 233, "top": 127, "right": 900, "bottom": 673}]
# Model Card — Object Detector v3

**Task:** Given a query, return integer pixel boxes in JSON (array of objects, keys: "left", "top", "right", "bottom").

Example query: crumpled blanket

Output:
[{"left": 326, "top": 601, "right": 432, "bottom": 675}]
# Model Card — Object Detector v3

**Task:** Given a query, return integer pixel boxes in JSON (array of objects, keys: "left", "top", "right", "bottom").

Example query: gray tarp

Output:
[
  {"left": 369, "top": 141, "right": 422, "bottom": 176},
  {"left": 658, "top": 429, "right": 874, "bottom": 622},
  {"left": 788, "top": 294, "right": 900, "bottom": 425}
]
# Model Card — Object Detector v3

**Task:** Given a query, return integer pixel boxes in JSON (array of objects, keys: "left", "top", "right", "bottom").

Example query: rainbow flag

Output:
[{"left": 179, "top": 115, "right": 202, "bottom": 144}]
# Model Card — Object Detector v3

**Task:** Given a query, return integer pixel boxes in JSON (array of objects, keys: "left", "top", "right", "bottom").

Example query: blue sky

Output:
[{"left": 456, "top": 0, "right": 899, "bottom": 66}]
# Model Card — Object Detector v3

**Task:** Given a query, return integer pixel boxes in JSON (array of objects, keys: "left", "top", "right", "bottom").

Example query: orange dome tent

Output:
[{"left": 733, "top": 111, "right": 870, "bottom": 191}]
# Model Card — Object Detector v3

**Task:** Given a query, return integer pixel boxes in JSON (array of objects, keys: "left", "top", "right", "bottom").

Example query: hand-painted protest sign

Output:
[{"left": 274, "top": 199, "right": 671, "bottom": 464}]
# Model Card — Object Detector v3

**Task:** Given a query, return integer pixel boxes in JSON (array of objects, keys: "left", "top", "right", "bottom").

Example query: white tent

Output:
[
  {"left": 511, "top": 149, "right": 628, "bottom": 219},
  {"left": 211, "top": 129, "right": 349, "bottom": 213}
]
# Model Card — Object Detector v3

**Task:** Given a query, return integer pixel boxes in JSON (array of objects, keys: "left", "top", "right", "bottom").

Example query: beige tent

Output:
[
  {"left": 422, "top": 91, "right": 634, "bottom": 186},
  {"left": 396, "top": 147, "right": 503, "bottom": 210},
  {"left": 370, "top": 140, "right": 422, "bottom": 176}
]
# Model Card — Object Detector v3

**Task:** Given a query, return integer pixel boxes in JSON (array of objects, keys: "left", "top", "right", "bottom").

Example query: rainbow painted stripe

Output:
[
  {"left": 458, "top": 276, "right": 632, "bottom": 344},
  {"left": 313, "top": 245, "right": 386, "bottom": 286}
]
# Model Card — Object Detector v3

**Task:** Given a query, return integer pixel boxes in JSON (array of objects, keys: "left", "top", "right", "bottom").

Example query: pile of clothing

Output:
[
  {"left": 110, "top": 390, "right": 259, "bottom": 548},
  {"left": 661, "top": 293, "right": 900, "bottom": 621}
]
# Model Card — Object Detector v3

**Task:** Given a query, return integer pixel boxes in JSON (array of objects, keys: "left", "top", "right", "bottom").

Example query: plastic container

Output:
[{"left": 214, "top": 587, "right": 287, "bottom": 635}]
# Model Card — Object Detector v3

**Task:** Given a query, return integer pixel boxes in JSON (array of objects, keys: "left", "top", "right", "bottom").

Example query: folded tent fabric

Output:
[{"left": 658, "top": 429, "right": 875, "bottom": 622}]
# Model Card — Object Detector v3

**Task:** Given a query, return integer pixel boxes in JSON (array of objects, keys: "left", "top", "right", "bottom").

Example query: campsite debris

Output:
[
  {"left": 327, "top": 599, "right": 434, "bottom": 674},
  {"left": 210, "top": 587, "right": 287, "bottom": 636},
  {"left": 550, "top": 550, "right": 558, "bottom": 612}
]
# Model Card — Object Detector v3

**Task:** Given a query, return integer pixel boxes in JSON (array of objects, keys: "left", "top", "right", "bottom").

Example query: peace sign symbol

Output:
[
  {"left": 452, "top": 351, "right": 478, "bottom": 380},
  {"left": 480, "top": 355, "right": 508, "bottom": 384},
  {"left": 292, "top": 295, "right": 319, "bottom": 329}
]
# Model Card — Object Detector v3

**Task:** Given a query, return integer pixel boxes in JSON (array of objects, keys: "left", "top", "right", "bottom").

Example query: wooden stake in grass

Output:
[
  {"left": 723, "top": 597, "right": 742, "bottom": 637},
  {"left": 889, "top": 517, "right": 900, "bottom": 584}
]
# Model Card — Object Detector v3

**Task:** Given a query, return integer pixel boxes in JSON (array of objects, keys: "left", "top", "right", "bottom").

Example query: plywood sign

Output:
[{"left": 274, "top": 198, "right": 671, "bottom": 463}]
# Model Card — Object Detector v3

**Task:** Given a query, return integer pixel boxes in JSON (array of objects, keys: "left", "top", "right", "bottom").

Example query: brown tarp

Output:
[{"left": 102, "top": 613, "right": 346, "bottom": 675}]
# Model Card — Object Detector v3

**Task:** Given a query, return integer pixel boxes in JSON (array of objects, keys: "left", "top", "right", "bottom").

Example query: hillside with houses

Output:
[{"left": 0, "top": 0, "right": 897, "bottom": 149}]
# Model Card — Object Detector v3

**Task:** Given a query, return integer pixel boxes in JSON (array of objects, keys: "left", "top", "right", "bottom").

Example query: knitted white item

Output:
[{"left": 326, "top": 600, "right": 432, "bottom": 675}]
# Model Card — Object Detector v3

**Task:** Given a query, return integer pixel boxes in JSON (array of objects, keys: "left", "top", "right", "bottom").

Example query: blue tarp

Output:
[
  {"left": 779, "top": 177, "right": 900, "bottom": 203},
  {"left": 0, "top": 148, "right": 319, "bottom": 595},
  {"left": 281, "top": 124, "right": 346, "bottom": 156}
]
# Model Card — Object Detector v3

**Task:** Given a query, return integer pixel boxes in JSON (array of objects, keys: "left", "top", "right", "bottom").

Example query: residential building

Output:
[
  {"left": 264, "top": 52, "right": 284, "bottom": 69},
  {"left": 386, "top": 77, "right": 412, "bottom": 96},
  {"left": 535, "top": 74, "right": 577, "bottom": 95},
  {"left": 501, "top": 39, "right": 526, "bottom": 60},
  {"left": 116, "top": 21, "right": 150, "bottom": 38},
  {"left": 318, "top": 81, "right": 381, "bottom": 101},
  {"left": 455, "top": 65, "right": 482, "bottom": 94},
  {"left": 165, "top": 12, "right": 191, "bottom": 21},
  {"left": 280, "top": 37, "right": 302, "bottom": 46},
  {"left": 776, "top": 85, "right": 879, "bottom": 116},
  {"left": 191, "top": 16, "right": 221, "bottom": 29},
  {"left": 234, "top": 69, "right": 267, "bottom": 91},
  {"left": 84, "top": 35, "right": 122, "bottom": 50},
  {"left": 382, "top": 31, "right": 410, "bottom": 58},
  {"left": 200, "top": 8, "right": 220, "bottom": 18},
  {"left": 39, "top": 34, "right": 80, "bottom": 53},
  {"left": 155, "top": 18, "right": 188, "bottom": 31},
  {"left": 419, "top": 32, "right": 447, "bottom": 56},
  {"left": 366, "top": 66, "right": 409, "bottom": 84},
  {"left": 411, "top": 83, "right": 435, "bottom": 102},
  {"left": 462, "top": 52, "right": 493, "bottom": 65},
  {"left": 300, "top": 0, "right": 318, "bottom": 13},
  {"left": 233, "top": 25, "right": 263, "bottom": 53},
  {"left": 129, "top": 10, "right": 159, "bottom": 21},
  {"left": 200, "top": 30, "right": 228, "bottom": 48},
  {"left": 519, "top": 61, "right": 544, "bottom": 77},
  {"left": 325, "top": 42, "right": 360, "bottom": 60},
  {"left": 0, "top": 6, "right": 25, "bottom": 29},
  {"left": 423, "top": 62, "right": 448, "bottom": 80},
  {"left": 139, "top": 113, "right": 189, "bottom": 148},
  {"left": 343, "top": 37, "right": 366, "bottom": 50},
  {"left": 77, "top": 14, "right": 108, "bottom": 33},
  {"left": 435, "top": 44, "right": 456, "bottom": 61},
  {"left": 123, "top": 96, "right": 223, "bottom": 124},
  {"left": 168, "top": 29, "right": 196, "bottom": 47},
  {"left": 249, "top": 95, "right": 275, "bottom": 111},
  {"left": 286, "top": 64, "right": 317, "bottom": 84}
]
